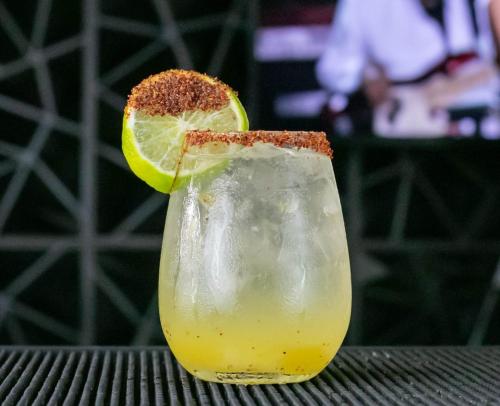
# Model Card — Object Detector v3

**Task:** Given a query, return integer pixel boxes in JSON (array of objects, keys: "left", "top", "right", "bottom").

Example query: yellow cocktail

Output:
[
  {"left": 159, "top": 131, "right": 351, "bottom": 384},
  {"left": 159, "top": 271, "right": 350, "bottom": 383}
]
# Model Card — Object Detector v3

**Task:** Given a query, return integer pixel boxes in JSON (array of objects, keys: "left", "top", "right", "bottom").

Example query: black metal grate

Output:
[{"left": 0, "top": 346, "right": 499, "bottom": 405}]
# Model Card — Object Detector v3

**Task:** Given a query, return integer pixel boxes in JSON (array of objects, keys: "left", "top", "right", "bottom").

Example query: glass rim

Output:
[{"left": 185, "top": 130, "right": 333, "bottom": 158}]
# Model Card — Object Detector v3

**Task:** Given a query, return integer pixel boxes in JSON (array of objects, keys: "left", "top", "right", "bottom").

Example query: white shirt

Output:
[{"left": 316, "top": 0, "right": 494, "bottom": 93}]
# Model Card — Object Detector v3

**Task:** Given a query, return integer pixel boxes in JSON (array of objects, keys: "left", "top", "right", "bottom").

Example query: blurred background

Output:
[{"left": 0, "top": 0, "right": 499, "bottom": 345}]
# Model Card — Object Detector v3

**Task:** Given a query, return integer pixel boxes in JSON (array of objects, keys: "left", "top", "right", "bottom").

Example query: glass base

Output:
[{"left": 192, "top": 370, "right": 317, "bottom": 384}]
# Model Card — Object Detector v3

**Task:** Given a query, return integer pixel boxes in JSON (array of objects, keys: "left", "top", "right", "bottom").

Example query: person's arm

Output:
[
  {"left": 489, "top": 0, "right": 500, "bottom": 61},
  {"left": 315, "top": 0, "right": 366, "bottom": 94}
]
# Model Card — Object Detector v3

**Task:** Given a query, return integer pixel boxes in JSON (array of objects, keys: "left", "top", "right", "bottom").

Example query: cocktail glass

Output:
[{"left": 159, "top": 131, "right": 351, "bottom": 384}]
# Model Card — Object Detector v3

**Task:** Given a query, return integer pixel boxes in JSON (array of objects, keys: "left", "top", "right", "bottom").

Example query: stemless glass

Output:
[{"left": 159, "top": 131, "right": 351, "bottom": 384}]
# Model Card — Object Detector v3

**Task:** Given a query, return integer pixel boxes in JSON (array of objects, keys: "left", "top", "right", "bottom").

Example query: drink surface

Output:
[{"left": 159, "top": 142, "right": 351, "bottom": 384}]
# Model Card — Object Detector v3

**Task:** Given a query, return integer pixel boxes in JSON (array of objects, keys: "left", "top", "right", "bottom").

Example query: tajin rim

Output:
[
  {"left": 185, "top": 130, "right": 333, "bottom": 158},
  {"left": 125, "top": 69, "right": 232, "bottom": 117}
]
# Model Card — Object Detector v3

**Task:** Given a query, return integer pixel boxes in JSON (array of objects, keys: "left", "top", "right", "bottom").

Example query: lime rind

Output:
[
  {"left": 228, "top": 91, "right": 249, "bottom": 131},
  {"left": 122, "top": 115, "right": 176, "bottom": 193}
]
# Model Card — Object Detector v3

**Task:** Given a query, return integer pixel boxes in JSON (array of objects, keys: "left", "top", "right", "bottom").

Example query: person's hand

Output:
[{"left": 364, "top": 76, "right": 390, "bottom": 107}]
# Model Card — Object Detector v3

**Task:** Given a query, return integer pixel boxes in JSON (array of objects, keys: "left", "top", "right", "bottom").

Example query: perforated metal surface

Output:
[{"left": 0, "top": 347, "right": 499, "bottom": 405}]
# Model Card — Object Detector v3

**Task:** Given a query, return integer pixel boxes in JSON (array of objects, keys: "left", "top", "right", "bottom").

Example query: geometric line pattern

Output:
[
  {"left": 0, "top": 0, "right": 256, "bottom": 344},
  {"left": 340, "top": 141, "right": 500, "bottom": 344}
]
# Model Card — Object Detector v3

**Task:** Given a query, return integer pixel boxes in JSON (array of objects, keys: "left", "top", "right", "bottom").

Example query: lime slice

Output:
[
  {"left": 173, "top": 141, "right": 245, "bottom": 190},
  {"left": 122, "top": 70, "right": 248, "bottom": 193}
]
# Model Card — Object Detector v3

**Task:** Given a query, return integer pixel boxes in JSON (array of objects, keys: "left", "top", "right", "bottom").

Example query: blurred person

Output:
[{"left": 316, "top": 0, "right": 500, "bottom": 138}]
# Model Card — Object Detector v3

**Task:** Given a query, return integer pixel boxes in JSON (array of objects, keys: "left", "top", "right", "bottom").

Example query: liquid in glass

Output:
[{"left": 159, "top": 132, "right": 351, "bottom": 384}]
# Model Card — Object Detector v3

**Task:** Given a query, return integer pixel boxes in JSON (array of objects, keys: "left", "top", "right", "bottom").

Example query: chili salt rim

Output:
[
  {"left": 125, "top": 69, "right": 232, "bottom": 117},
  {"left": 185, "top": 130, "right": 333, "bottom": 159}
]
